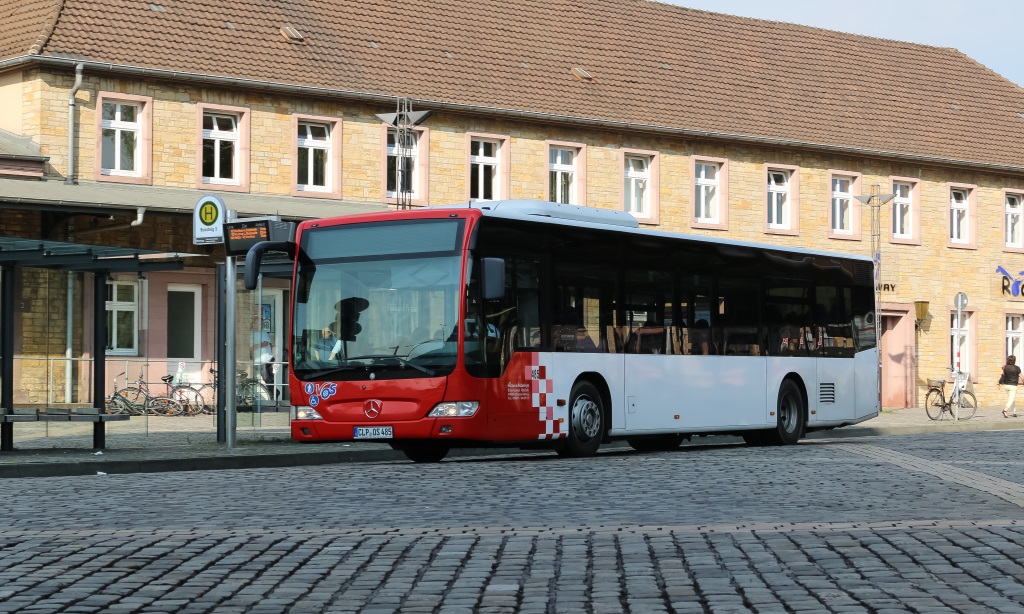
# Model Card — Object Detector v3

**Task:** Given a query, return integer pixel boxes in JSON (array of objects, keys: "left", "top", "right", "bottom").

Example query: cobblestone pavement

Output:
[{"left": 4, "top": 431, "right": 1024, "bottom": 613}]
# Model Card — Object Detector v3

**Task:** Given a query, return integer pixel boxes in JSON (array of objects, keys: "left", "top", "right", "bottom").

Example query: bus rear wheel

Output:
[
  {"left": 627, "top": 434, "right": 687, "bottom": 452},
  {"left": 399, "top": 443, "right": 450, "bottom": 463},
  {"left": 772, "top": 379, "right": 804, "bottom": 445},
  {"left": 557, "top": 381, "right": 605, "bottom": 458}
]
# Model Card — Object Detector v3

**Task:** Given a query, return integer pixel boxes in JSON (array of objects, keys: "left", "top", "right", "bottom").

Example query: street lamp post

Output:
[{"left": 854, "top": 188, "right": 895, "bottom": 402}]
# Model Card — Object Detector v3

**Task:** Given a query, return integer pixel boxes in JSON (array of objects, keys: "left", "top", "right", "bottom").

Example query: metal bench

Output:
[{"left": 0, "top": 408, "right": 130, "bottom": 452}]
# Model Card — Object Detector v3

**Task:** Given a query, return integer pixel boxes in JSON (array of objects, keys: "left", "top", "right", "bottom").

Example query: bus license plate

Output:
[{"left": 354, "top": 426, "right": 393, "bottom": 439}]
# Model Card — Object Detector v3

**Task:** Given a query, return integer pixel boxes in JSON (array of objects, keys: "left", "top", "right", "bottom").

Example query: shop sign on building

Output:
[
  {"left": 997, "top": 265, "right": 1024, "bottom": 299},
  {"left": 193, "top": 195, "right": 225, "bottom": 245}
]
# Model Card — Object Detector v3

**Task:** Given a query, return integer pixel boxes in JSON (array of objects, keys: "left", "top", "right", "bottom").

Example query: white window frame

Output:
[
  {"left": 766, "top": 169, "right": 790, "bottom": 229},
  {"left": 694, "top": 162, "right": 720, "bottom": 224},
  {"left": 100, "top": 101, "right": 141, "bottom": 177},
  {"left": 892, "top": 181, "right": 913, "bottom": 239},
  {"left": 470, "top": 138, "right": 501, "bottom": 201},
  {"left": 549, "top": 146, "right": 577, "bottom": 205},
  {"left": 1006, "top": 193, "right": 1023, "bottom": 249},
  {"left": 166, "top": 284, "right": 202, "bottom": 361},
  {"left": 106, "top": 281, "right": 139, "bottom": 356},
  {"left": 386, "top": 129, "right": 421, "bottom": 199},
  {"left": 296, "top": 121, "right": 331, "bottom": 193},
  {"left": 1007, "top": 314, "right": 1024, "bottom": 366},
  {"left": 201, "top": 112, "right": 240, "bottom": 185},
  {"left": 831, "top": 175, "right": 853, "bottom": 235},
  {"left": 624, "top": 154, "right": 651, "bottom": 217},
  {"left": 949, "top": 188, "right": 969, "bottom": 244}
]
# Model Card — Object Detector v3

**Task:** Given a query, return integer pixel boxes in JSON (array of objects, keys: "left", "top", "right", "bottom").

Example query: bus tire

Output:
[
  {"left": 558, "top": 381, "right": 605, "bottom": 458},
  {"left": 400, "top": 444, "right": 450, "bottom": 463},
  {"left": 771, "top": 379, "right": 804, "bottom": 445},
  {"left": 626, "top": 434, "right": 686, "bottom": 452}
]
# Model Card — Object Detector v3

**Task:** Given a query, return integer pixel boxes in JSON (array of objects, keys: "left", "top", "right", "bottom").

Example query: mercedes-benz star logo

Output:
[{"left": 364, "top": 399, "right": 382, "bottom": 419}]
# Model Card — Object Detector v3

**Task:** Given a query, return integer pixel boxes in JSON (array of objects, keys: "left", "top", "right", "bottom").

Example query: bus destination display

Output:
[{"left": 223, "top": 220, "right": 269, "bottom": 256}]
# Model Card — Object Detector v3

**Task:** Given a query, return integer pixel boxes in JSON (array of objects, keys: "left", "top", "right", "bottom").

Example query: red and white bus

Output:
[{"left": 246, "top": 200, "right": 879, "bottom": 462}]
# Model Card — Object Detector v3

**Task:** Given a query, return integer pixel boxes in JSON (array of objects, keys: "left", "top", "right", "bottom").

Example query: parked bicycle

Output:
[
  {"left": 111, "top": 370, "right": 184, "bottom": 416},
  {"left": 193, "top": 368, "right": 275, "bottom": 412},
  {"left": 105, "top": 371, "right": 134, "bottom": 414},
  {"left": 236, "top": 369, "right": 274, "bottom": 409},
  {"left": 159, "top": 374, "right": 207, "bottom": 416},
  {"left": 194, "top": 368, "right": 220, "bottom": 415},
  {"left": 925, "top": 370, "right": 977, "bottom": 420}
]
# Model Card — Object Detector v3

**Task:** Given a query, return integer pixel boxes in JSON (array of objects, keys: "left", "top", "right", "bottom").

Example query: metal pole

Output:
[
  {"left": 215, "top": 262, "right": 226, "bottom": 443},
  {"left": 225, "top": 255, "right": 236, "bottom": 448},
  {"left": 224, "top": 210, "right": 238, "bottom": 448},
  {"left": 955, "top": 302, "right": 962, "bottom": 420},
  {"left": 1, "top": 265, "right": 14, "bottom": 451},
  {"left": 93, "top": 271, "right": 107, "bottom": 412}
]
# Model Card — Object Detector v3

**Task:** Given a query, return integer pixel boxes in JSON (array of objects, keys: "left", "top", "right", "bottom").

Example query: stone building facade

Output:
[{"left": 1, "top": 0, "right": 1023, "bottom": 409}]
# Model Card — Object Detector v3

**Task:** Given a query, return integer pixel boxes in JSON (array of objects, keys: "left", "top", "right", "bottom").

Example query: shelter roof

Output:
[
  {"left": 3, "top": 0, "right": 1024, "bottom": 170},
  {"left": 0, "top": 177, "right": 389, "bottom": 219},
  {"left": 0, "top": 236, "right": 190, "bottom": 272}
]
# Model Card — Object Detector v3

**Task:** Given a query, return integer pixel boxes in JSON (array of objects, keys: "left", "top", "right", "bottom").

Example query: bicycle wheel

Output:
[
  {"left": 116, "top": 387, "right": 147, "bottom": 415},
  {"left": 924, "top": 389, "right": 944, "bottom": 420},
  {"left": 175, "top": 387, "right": 207, "bottom": 416},
  {"left": 105, "top": 395, "right": 129, "bottom": 414},
  {"left": 148, "top": 397, "right": 184, "bottom": 416},
  {"left": 237, "top": 379, "right": 273, "bottom": 409},
  {"left": 956, "top": 391, "right": 978, "bottom": 420},
  {"left": 195, "top": 384, "right": 217, "bottom": 414}
]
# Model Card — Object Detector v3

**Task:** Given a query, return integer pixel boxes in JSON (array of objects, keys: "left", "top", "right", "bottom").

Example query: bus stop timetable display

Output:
[{"left": 223, "top": 220, "right": 269, "bottom": 256}]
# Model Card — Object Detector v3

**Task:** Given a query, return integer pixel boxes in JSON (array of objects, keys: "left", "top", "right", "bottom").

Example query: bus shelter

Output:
[{"left": 0, "top": 237, "right": 185, "bottom": 450}]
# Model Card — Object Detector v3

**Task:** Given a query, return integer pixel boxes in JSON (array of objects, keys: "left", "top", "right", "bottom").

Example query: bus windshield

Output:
[{"left": 291, "top": 219, "right": 464, "bottom": 381}]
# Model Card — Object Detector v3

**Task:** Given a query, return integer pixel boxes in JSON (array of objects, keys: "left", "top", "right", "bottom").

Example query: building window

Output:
[
  {"left": 767, "top": 169, "right": 790, "bottom": 229},
  {"left": 949, "top": 188, "right": 969, "bottom": 244},
  {"left": 1008, "top": 314, "right": 1024, "bottom": 365},
  {"left": 100, "top": 102, "right": 140, "bottom": 177},
  {"left": 202, "top": 113, "right": 239, "bottom": 184},
  {"left": 694, "top": 162, "right": 720, "bottom": 224},
  {"left": 624, "top": 155, "right": 651, "bottom": 217},
  {"left": 950, "top": 311, "right": 970, "bottom": 374},
  {"left": 106, "top": 281, "right": 138, "bottom": 355},
  {"left": 1007, "top": 193, "right": 1023, "bottom": 249},
  {"left": 470, "top": 138, "right": 500, "bottom": 201},
  {"left": 549, "top": 147, "right": 577, "bottom": 205},
  {"left": 296, "top": 122, "right": 331, "bottom": 192},
  {"left": 892, "top": 181, "right": 913, "bottom": 239},
  {"left": 386, "top": 129, "right": 420, "bottom": 198},
  {"left": 167, "top": 285, "right": 201, "bottom": 360},
  {"left": 831, "top": 175, "right": 853, "bottom": 234}
]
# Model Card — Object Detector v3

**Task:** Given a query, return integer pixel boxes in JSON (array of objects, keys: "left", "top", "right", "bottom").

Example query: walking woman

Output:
[{"left": 1000, "top": 355, "right": 1022, "bottom": 418}]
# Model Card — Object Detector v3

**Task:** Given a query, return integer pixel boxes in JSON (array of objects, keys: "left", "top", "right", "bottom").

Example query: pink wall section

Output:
[{"left": 880, "top": 304, "right": 915, "bottom": 408}]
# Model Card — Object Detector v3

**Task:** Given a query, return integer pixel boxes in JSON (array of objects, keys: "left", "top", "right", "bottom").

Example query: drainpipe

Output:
[
  {"left": 74, "top": 207, "right": 147, "bottom": 236},
  {"left": 65, "top": 63, "right": 84, "bottom": 185}
]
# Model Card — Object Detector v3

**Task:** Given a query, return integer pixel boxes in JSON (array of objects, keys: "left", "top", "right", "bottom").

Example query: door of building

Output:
[{"left": 880, "top": 313, "right": 912, "bottom": 408}]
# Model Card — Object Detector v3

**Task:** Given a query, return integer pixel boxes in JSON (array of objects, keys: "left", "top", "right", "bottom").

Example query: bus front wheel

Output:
[
  {"left": 557, "top": 381, "right": 605, "bottom": 458},
  {"left": 399, "top": 443, "right": 450, "bottom": 463}
]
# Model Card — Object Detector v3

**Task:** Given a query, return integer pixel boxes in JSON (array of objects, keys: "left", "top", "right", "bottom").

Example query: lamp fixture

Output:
[{"left": 914, "top": 300, "right": 929, "bottom": 330}]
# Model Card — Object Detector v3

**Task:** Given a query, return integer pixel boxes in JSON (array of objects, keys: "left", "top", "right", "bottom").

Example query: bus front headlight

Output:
[
  {"left": 427, "top": 401, "right": 479, "bottom": 417},
  {"left": 292, "top": 406, "right": 324, "bottom": 420}
]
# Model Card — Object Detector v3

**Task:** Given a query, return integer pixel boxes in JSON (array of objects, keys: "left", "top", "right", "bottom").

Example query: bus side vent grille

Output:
[
  {"left": 819, "top": 383, "right": 836, "bottom": 404},
  {"left": 854, "top": 261, "right": 873, "bottom": 285}
]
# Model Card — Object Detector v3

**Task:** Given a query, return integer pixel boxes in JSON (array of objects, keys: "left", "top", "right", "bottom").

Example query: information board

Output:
[{"left": 223, "top": 220, "right": 270, "bottom": 256}]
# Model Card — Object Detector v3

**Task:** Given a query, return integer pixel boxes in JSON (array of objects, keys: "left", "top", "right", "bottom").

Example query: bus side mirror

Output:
[
  {"left": 481, "top": 258, "right": 505, "bottom": 300},
  {"left": 243, "top": 241, "right": 295, "bottom": 290}
]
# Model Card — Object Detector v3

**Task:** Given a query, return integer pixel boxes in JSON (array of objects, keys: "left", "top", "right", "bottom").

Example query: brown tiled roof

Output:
[
  {"left": 0, "top": 0, "right": 62, "bottom": 59},
  {"left": 4, "top": 0, "right": 1024, "bottom": 170}
]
